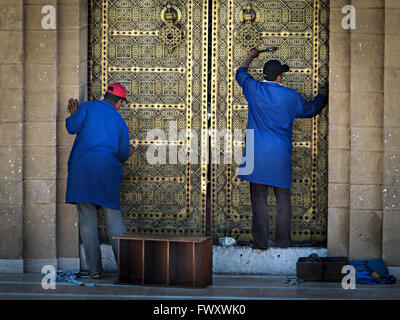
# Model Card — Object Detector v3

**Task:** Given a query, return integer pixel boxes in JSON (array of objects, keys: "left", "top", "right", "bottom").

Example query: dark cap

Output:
[
  {"left": 106, "top": 83, "right": 128, "bottom": 103},
  {"left": 263, "top": 60, "right": 290, "bottom": 81}
]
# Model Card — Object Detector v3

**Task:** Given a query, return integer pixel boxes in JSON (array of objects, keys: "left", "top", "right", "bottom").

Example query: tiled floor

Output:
[{"left": 0, "top": 273, "right": 399, "bottom": 300}]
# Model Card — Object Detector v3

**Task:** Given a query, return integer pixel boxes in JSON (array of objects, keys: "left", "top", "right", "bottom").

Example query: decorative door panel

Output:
[
  {"left": 89, "top": 0, "right": 210, "bottom": 240},
  {"left": 210, "top": 0, "right": 329, "bottom": 244},
  {"left": 89, "top": 0, "right": 329, "bottom": 245}
]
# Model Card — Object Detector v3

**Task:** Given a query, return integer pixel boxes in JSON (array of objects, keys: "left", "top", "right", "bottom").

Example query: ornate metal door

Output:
[
  {"left": 89, "top": 0, "right": 329, "bottom": 245},
  {"left": 89, "top": 0, "right": 210, "bottom": 239},
  {"left": 210, "top": 0, "right": 329, "bottom": 244}
]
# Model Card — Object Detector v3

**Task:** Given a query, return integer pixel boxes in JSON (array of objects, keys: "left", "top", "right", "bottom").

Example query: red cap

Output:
[{"left": 106, "top": 83, "right": 128, "bottom": 103}]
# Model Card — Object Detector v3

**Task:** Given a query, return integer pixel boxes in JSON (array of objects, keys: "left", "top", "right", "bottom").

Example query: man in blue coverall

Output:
[
  {"left": 236, "top": 49, "right": 328, "bottom": 250},
  {"left": 66, "top": 83, "right": 134, "bottom": 278}
]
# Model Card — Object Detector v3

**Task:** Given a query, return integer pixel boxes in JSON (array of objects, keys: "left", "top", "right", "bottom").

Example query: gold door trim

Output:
[
  {"left": 225, "top": 0, "right": 234, "bottom": 221},
  {"left": 260, "top": 31, "right": 312, "bottom": 38},
  {"left": 200, "top": 0, "right": 210, "bottom": 223},
  {"left": 245, "top": 68, "right": 313, "bottom": 74},
  {"left": 131, "top": 140, "right": 186, "bottom": 146},
  {"left": 184, "top": 0, "right": 194, "bottom": 223},
  {"left": 110, "top": 30, "right": 159, "bottom": 36},
  {"left": 109, "top": 66, "right": 186, "bottom": 73},
  {"left": 129, "top": 104, "right": 187, "bottom": 110},
  {"left": 101, "top": 0, "right": 108, "bottom": 95}
]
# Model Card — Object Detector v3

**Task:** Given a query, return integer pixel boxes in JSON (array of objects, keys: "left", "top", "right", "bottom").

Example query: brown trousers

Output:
[{"left": 250, "top": 182, "right": 292, "bottom": 248}]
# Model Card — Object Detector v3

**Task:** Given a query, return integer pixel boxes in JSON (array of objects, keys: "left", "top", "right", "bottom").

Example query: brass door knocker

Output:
[
  {"left": 159, "top": 2, "right": 184, "bottom": 52},
  {"left": 237, "top": 3, "right": 261, "bottom": 50}
]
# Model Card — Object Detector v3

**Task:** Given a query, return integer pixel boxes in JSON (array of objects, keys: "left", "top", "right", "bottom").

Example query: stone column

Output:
[
  {"left": 0, "top": 0, "right": 24, "bottom": 273},
  {"left": 382, "top": 0, "right": 400, "bottom": 268},
  {"left": 56, "top": 0, "right": 88, "bottom": 270},
  {"left": 327, "top": 0, "right": 351, "bottom": 257},
  {"left": 23, "top": 0, "right": 58, "bottom": 272},
  {"left": 349, "top": 0, "right": 384, "bottom": 260}
]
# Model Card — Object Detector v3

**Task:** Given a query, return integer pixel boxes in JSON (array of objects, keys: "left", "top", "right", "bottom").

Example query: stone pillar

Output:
[
  {"left": 23, "top": 0, "right": 58, "bottom": 272},
  {"left": 382, "top": 0, "right": 400, "bottom": 267},
  {"left": 56, "top": 0, "right": 88, "bottom": 270},
  {"left": 327, "top": 0, "right": 351, "bottom": 257},
  {"left": 349, "top": 0, "right": 384, "bottom": 260},
  {"left": 0, "top": 0, "right": 24, "bottom": 273},
  {"left": 0, "top": 0, "right": 89, "bottom": 273}
]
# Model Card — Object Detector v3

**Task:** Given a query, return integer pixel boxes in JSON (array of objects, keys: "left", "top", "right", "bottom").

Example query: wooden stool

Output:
[{"left": 114, "top": 234, "right": 213, "bottom": 288}]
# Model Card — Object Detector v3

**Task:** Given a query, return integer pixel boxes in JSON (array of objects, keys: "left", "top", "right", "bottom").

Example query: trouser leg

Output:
[
  {"left": 102, "top": 206, "right": 127, "bottom": 265},
  {"left": 273, "top": 187, "right": 292, "bottom": 247},
  {"left": 76, "top": 202, "right": 102, "bottom": 274},
  {"left": 250, "top": 182, "right": 269, "bottom": 248}
]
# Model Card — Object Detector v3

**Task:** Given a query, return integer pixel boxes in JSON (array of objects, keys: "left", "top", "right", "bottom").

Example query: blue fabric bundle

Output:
[
  {"left": 56, "top": 270, "right": 96, "bottom": 287},
  {"left": 348, "top": 259, "right": 396, "bottom": 285}
]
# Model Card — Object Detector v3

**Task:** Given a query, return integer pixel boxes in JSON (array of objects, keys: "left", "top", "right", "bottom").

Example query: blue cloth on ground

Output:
[
  {"left": 56, "top": 270, "right": 96, "bottom": 287},
  {"left": 65, "top": 100, "right": 131, "bottom": 210},
  {"left": 348, "top": 259, "right": 396, "bottom": 285},
  {"left": 235, "top": 67, "right": 327, "bottom": 189}
]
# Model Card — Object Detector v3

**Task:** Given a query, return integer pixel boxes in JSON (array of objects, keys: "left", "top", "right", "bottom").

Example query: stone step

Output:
[{"left": 79, "top": 244, "right": 328, "bottom": 274}]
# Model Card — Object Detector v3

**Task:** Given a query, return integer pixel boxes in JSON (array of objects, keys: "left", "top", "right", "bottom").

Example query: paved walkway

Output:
[{"left": 0, "top": 273, "right": 399, "bottom": 300}]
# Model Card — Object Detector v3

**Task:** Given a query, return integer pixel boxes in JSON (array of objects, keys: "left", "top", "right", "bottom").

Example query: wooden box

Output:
[{"left": 114, "top": 234, "right": 213, "bottom": 288}]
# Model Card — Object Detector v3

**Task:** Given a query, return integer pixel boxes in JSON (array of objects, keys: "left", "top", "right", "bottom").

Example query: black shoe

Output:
[
  {"left": 249, "top": 243, "right": 268, "bottom": 251},
  {"left": 89, "top": 272, "right": 102, "bottom": 279}
]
